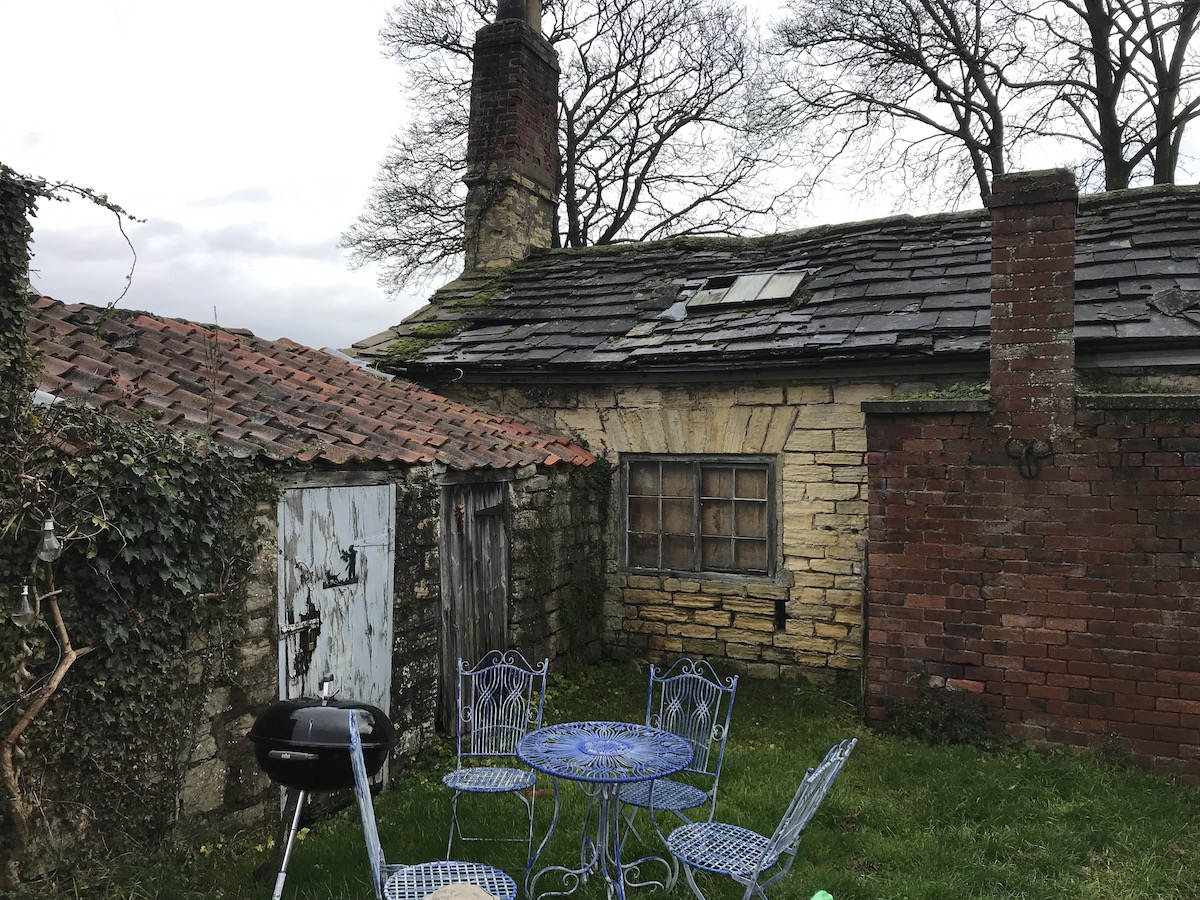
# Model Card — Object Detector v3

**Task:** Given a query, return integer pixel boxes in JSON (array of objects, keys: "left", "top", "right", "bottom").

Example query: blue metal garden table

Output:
[{"left": 517, "top": 720, "right": 693, "bottom": 900}]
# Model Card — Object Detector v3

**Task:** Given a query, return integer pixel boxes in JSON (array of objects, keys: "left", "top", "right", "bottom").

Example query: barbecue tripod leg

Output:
[
  {"left": 253, "top": 788, "right": 299, "bottom": 885},
  {"left": 271, "top": 789, "right": 308, "bottom": 900}
]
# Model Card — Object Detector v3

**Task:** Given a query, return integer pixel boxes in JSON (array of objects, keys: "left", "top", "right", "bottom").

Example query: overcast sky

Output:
[
  {"left": 3, "top": 1, "right": 418, "bottom": 351},
  {"left": 0, "top": 1, "right": 863, "bottom": 353}
]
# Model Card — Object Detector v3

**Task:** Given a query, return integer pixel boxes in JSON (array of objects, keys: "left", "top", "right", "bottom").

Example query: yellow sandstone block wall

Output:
[{"left": 454, "top": 377, "right": 931, "bottom": 680}]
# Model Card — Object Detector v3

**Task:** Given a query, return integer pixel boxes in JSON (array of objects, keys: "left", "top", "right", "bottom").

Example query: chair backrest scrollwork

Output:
[
  {"left": 457, "top": 649, "right": 549, "bottom": 761},
  {"left": 646, "top": 657, "right": 738, "bottom": 780}
]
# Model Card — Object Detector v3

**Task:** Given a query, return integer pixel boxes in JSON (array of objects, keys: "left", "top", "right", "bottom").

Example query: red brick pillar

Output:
[
  {"left": 463, "top": 7, "right": 559, "bottom": 272},
  {"left": 987, "top": 170, "right": 1079, "bottom": 441}
]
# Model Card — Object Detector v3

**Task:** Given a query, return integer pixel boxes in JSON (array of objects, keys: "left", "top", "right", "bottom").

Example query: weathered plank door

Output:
[
  {"left": 277, "top": 484, "right": 396, "bottom": 716},
  {"left": 439, "top": 479, "right": 509, "bottom": 729}
]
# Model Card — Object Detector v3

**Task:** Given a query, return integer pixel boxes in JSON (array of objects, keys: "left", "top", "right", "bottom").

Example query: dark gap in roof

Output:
[{"left": 106, "top": 332, "right": 140, "bottom": 352}]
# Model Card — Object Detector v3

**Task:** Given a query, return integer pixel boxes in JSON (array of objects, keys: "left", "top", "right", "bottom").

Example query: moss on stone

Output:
[
  {"left": 890, "top": 381, "right": 991, "bottom": 401},
  {"left": 378, "top": 320, "right": 464, "bottom": 364}
]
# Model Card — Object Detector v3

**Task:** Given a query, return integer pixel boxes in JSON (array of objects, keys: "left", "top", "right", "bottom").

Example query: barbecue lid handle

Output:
[
  {"left": 318, "top": 674, "right": 336, "bottom": 704},
  {"left": 267, "top": 749, "right": 321, "bottom": 762}
]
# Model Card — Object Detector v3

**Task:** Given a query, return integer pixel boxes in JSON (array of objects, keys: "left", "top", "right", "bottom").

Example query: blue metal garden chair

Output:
[
  {"left": 443, "top": 649, "right": 549, "bottom": 862},
  {"left": 349, "top": 710, "right": 518, "bottom": 900},
  {"left": 619, "top": 658, "right": 739, "bottom": 839},
  {"left": 666, "top": 737, "right": 857, "bottom": 900}
]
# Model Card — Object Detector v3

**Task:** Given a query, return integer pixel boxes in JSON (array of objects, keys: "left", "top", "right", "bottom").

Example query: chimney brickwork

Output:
[
  {"left": 987, "top": 170, "right": 1079, "bottom": 440},
  {"left": 463, "top": 15, "right": 559, "bottom": 272}
]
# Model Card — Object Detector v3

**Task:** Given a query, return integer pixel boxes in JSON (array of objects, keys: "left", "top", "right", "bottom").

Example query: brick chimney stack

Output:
[
  {"left": 463, "top": 0, "right": 559, "bottom": 272},
  {"left": 987, "top": 170, "right": 1079, "bottom": 441}
]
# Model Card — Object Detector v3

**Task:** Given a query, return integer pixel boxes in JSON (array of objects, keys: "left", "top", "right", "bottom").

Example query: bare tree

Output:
[
  {"left": 776, "top": 0, "right": 1200, "bottom": 204},
  {"left": 342, "top": 0, "right": 803, "bottom": 293},
  {"left": 776, "top": 0, "right": 1039, "bottom": 206},
  {"left": 1025, "top": 0, "right": 1200, "bottom": 189}
]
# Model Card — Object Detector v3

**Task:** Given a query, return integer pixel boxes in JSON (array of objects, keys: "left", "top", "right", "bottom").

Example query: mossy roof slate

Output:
[{"left": 352, "top": 185, "right": 1200, "bottom": 377}]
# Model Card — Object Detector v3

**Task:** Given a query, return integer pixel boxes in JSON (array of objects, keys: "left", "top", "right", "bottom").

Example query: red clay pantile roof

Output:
[{"left": 27, "top": 297, "right": 595, "bottom": 470}]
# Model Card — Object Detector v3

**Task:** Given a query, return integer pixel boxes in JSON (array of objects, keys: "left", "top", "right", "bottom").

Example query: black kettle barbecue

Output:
[
  {"left": 248, "top": 676, "right": 394, "bottom": 900},
  {"left": 248, "top": 686, "right": 393, "bottom": 792}
]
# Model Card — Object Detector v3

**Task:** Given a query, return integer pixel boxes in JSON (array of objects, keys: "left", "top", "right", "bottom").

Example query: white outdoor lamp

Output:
[
  {"left": 36, "top": 518, "right": 62, "bottom": 562},
  {"left": 10, "top": 584, "right": 36, "bottom": 628},
  {"left": 10, "top": 519, "right": 63, "bottom": 628}
]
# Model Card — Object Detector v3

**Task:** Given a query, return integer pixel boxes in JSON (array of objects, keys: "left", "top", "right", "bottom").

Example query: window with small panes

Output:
[{"left": 623, "top": 455, "right": 774, "bottom": 576}]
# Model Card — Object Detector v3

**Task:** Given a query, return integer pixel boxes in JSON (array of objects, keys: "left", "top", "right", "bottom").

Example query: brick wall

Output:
[
  {"left": 864, "top": 396, "right": 1200, "bottom": 779},
  {"left": 864, "top": 169, "right": 1200, "bottom": 779},
  {"left": 988, "top": 170, "right": 1077, "bottom": 439}
]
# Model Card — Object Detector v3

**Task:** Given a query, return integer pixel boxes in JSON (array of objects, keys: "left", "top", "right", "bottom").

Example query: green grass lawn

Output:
[{"left": 28, "top": 661, "right": 1200, "bottom": 899}]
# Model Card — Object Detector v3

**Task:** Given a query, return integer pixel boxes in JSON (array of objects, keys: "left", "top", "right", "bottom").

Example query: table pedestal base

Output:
[{"left": 526, "top": 780, "right": 674, "bottom": 900}]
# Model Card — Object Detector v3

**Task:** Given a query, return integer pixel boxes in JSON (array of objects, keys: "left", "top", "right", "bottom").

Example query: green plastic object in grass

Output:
[{"left": 810, "top": 893, "right": 833, "bottom": 900}]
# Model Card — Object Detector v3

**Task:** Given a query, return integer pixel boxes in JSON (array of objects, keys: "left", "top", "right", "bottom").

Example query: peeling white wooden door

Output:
[{"left": 277, "top": 484, "right": 395, "bottom": 715}]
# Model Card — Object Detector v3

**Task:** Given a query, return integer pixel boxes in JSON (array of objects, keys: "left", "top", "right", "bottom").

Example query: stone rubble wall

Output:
[
  {"left": 177, "top": 497, "right": 279, "bottom": 837},
  {"left": 174, "top": 460, "right": 605, "bottom": 840},
  {"left": 508, "top": 463, "right": 607, "bottom": 669},
  {"left": 177, "top": 467, "right": 446, "bottom": 839}
]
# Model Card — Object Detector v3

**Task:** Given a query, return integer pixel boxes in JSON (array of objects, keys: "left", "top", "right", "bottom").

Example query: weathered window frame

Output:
[{"left": 622, "top": 454, "right": 776, "bottom": 577}]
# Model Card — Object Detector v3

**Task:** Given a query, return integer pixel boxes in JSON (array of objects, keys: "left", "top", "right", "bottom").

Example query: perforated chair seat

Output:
[
  {"left": 443, "top": 765, "right": 537, "bottom": 794},
  {"left": 667, "top": 821, "right": 779, "bottom": 878},
  {"left": 383, "top": 860, "right": 518, "bottom": 900},
  {"left": 619, "top": 777, "right": 709, "bottom": 813},
  {"left": 349, "top": 709, "right": 517, "bottom": 900}
]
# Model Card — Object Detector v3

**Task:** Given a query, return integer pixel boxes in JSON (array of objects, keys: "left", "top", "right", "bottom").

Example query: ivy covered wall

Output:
[{"left": 0, "top": 168, "right": 275, "bottom": 886}]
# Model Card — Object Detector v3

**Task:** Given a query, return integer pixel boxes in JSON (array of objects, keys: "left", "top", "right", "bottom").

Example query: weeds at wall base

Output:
[{"left": 886, "top": 670, "right": 996, "bottom": 749}]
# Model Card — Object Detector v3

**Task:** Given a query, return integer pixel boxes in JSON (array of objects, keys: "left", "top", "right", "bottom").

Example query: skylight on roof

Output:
[{"left": 688, "top": 271, "right": 811, "bottom": 308}]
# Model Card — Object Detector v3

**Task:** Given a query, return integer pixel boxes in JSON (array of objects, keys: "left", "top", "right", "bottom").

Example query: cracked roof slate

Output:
[
  {"left": 27, "top": 297, "right": 594, "bottom": 470},
  {"left": 353, "top": 185, "right": 1200, "bottom": 376}
]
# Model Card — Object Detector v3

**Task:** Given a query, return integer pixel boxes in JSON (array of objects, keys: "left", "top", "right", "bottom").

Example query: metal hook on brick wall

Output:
[{"left": 1005, "top": 437, "right": 1053, "bottom": 479}]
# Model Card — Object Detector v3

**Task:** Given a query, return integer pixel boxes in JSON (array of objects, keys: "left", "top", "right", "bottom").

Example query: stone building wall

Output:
[
  {"left": 176, "top": 460, "right": 607, "bottom": 840},
  {"left": 508, "top": 463, "right": 608, "bottom": 669},
  {"left": 446, "top": 375, "right": 964, "bottom": 682},
  {"left": 177, "top": 467, "right": 447, "bottom": 838},
  {"left": 13, "top": 450, "right": 609, "bottom": 879},
  {"left": 390, "top": 467, "right": 443, "bottom": 756},
  {"left": 177, "top": 499, "right": 279, "bottom": 838}
]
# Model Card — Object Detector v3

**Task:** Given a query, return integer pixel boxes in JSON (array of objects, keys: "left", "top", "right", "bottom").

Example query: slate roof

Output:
[
  {"left": 352, "top": 184, "right": 1200, "bottom": 377},
  {"left": 27, "top": 297, "right": 594, "bottom": 469}
]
